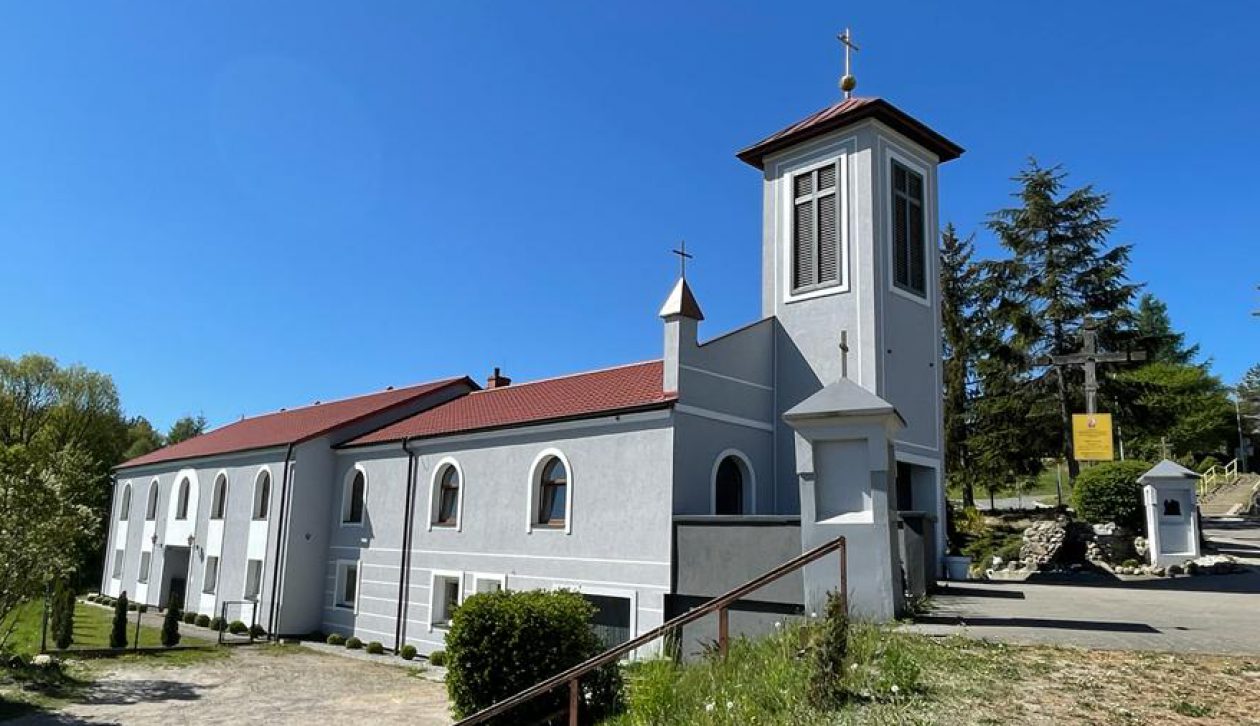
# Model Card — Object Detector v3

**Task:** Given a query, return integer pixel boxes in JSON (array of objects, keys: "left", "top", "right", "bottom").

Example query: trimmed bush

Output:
[
  {"left": 195, "top": 614, "right": 211, "bottom": 628},
  {"left": 110, "top": 592, "right": 129, "bottom": 649},
  {"left": 345, "top": 636, "right": 364, "bottom": 650},
  {"left": 249, "top": 624, "right": 266, "bottom": 639},
  {"left": 326, "top": 633, "right": 346, "bottom": 646},
  {"left": 428, "top": 649, "right": 446, "bottom": 667},
  {"left": 127, "top": 602, "right": 137, "bottom": 612},
  {"left": 366, "top": 641, "right": 385, "bottom": 655},
  {"left": 445, "top": 589, "right": 622, "bottom": 722},
  {"left": 137, "top": 604, "right": 148, "bottom": 614},
  {"left": 210, "top": 617, "right": 227, "bottom": 632},
  {"left": 183, "top": 612, "right": 197, "bottom": 625},
  {"left": 50, "top": 579, "right": 75, "bottom": 650},
  {"left": 161, "top": 595, "right": 181, "bottom": 647},
  {"left": 807, "top": 591, "right": 850, "bottom": 708},
  {"left": 1072, "top": 460, "right": 1151, "bottom": 532},
  {"left": 228, "top": 620, "right": 248, "bottom": 635},
  {"left": 400, "top": 644, "right": 417, "bottom": 661}
]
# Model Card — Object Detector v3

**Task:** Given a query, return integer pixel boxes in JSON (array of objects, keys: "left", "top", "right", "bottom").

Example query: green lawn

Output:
[{"left": 3, "top": 600, "right": 213, "bottom": 656}]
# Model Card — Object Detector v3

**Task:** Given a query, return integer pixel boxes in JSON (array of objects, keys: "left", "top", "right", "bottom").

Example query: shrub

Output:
[
  {"left": 161, "top": 595, "right": 181, "bottom": 647},
  {"left": 428, "top": 649, "right": 446, "bottom": 667},
  {"left": 183, "top": 612, "right": 197, "bottom": 625},
  {"left": 249, "top": 624, "right": 266, "bottom": 639},
  {"left": 195, "top": 614, "right": 211, "bottom": 628},
  {"left": 1196, "top": 456, "right": 1221, "bottom": 474},
  {"left": 109, "top": 592, "right": 129, "bottom": 649},
  {"left": 228, "top": 620, "right": 248, "bottom": 635},
  {"left": 445, "top": 589, "right": 622, "bottom": 722},
  {"left": 326, "top": 633, "right": 346, "bottom": 646},
  {"left": 137, "top": 604, "right": 148, "bottom": 614},
  {"left": 345, "top": 636, "right": 363, "bottom": 650},
  {"left": 807, "top": 591, "right": 850, "bottom": 708},
  {"left": 366, "top": 641, "right": 384, "bottom": 655},
  {"left": 1072, "top": 460, "right": 1151, "bottom": 532},
  {"left": 209, "top": 617, "right": 227, "bottom": 632},
  {"left": 50, "top": 579, "right": 75, "bottom": 650},
  {"left": 127, "top": 602, "right": 137, "bottom": 612},
  {"left": 400, "top": 644, "right": 417, "bottom": 660}
]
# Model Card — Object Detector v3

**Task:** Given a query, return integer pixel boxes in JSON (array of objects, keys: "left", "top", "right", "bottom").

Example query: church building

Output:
[{"left": 102, "top": 85, "right": 962, "bottom": 656}]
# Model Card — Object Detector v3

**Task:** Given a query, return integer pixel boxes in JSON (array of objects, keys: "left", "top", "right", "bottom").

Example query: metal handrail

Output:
[
  {"left": 1201, "top": 459, "right": 1241, "bottom": 497},
  {"left": 453, "top": 534, "right": 847, "bottom": 726}
]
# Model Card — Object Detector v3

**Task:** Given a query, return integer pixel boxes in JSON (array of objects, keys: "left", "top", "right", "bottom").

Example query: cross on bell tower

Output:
[{"left": 837, "top": 28, "right": 860, "bottom": 99}]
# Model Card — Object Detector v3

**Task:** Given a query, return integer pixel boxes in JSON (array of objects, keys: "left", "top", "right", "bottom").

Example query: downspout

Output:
[
  {"left": 266, "top": 442, "right": 296, "bottom": 640},
  {"left": 393, "top": 436, "right": 416, "bottom": 653}
]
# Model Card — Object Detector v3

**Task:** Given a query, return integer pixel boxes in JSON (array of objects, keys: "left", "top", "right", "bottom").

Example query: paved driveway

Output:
[{"left": 910, "top": 517, "right": 1260, "bottom": 655}]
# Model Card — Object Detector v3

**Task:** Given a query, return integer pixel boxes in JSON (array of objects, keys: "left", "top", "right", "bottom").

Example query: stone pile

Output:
[{"left": 1020, "top": 516, "right": 1092, "bottom": 568}]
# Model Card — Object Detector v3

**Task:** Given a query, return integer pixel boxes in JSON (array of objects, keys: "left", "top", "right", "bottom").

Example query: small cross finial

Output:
[
  {"left": 671, "top": 240, "right": 694, "bottom": 279},
  {"left": 837, "top": 28, "right": 859, "bottom": 99}
]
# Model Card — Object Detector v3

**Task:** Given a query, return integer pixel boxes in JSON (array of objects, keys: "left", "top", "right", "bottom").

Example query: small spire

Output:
[
  {"left": 659, "top": 277, "right": 704, "bottom": 321},
  {"left": 837, "top": 28, "right": 859, "bottom": 99}
]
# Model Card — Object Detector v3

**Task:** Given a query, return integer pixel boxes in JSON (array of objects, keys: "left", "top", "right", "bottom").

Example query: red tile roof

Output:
[
  {"left": 736, "top": 97, "right": 964, "bottom": 169},
  {"left": 348, "top": 360, "right": 673, "bottom": 445},
  {"left": 117, "top": 377, "right": 471, "bottom": 470}
]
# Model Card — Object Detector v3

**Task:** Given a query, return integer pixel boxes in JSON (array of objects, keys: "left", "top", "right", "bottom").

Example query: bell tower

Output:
[{"left": 735, "top": 52, "right": 964, "bottom": 530}]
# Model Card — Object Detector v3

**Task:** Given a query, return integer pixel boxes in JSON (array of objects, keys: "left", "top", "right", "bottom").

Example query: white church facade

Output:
[{"left": 103, "top": 94, "right": 962, "bottom": 655}]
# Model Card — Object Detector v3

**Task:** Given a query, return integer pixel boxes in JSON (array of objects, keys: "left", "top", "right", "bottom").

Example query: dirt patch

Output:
[
  {"left": 927, "top": 641, "right": 1260, "bottom": 725},
  {"left": 9, "top": 646, "right": 451, "bottom": 725}
]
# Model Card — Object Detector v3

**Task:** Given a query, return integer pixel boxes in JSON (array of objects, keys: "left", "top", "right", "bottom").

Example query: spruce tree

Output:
[
  {"left": 940, "top": 224, "right": 984, "bottom": 507},
  {"left": 986, "top": 160, "right": 1140, "bottom": 479},
  {"left": 161, "top": 595, "right": 181, "bottom": 647},
  {"left": 1132, "top": 293, "right": 1198, "bottom": 364},
  {"left": 110, "top": 591, "right": 129, "bottom": 649}
]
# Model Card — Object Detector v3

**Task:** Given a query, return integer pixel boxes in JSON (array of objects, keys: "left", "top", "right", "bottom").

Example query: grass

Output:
[
  {"left": 601, "top": 621, "right": 1260, "bottom": 725},
  {"left": 2, "top": 600, "right": 214, "bottom": 655},
  {"left": 1, "top": 599, "right": 226, "bottom": 717}
]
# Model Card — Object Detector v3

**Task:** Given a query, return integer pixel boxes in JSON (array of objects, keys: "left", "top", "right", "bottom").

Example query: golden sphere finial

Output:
[{"left": 840, "top": 74, "right": 857, "bottom": 93}]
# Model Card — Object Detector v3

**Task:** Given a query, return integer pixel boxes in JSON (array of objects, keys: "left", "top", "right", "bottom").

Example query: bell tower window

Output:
[
  {"left": 891, "top": 160, "right": 927, "bottom": 297},
  {"left": 791, "top": 162, "right": 840, "bottom": 293}
]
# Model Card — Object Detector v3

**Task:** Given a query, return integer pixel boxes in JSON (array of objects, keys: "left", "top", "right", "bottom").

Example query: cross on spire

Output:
[
  {"left": 837, "top": 28, "right": 860, "bottom": 99},
  {"left": 671, "top": 240, "right": 694, "bottom": 279}
]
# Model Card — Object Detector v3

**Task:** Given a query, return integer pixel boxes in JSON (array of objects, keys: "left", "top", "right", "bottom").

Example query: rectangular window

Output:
[
  {"left": 336, "top": 562, "right": 357, "bottom": 609},
  {"left": 891, "top": 160, "right": 927, "bottom": 297},
  {"left": 584, "top": 593, "right": 632, "bottom": 650},
  {"left": 203, "top": 556, "right": 219, "bottom": 594},
  {"left": 791, "top": 162, "right": 840, "bottom": 293},
  {"left": 473, "top": 574, "right": 505, "bottom": 595},
  {"left": 244, "top": 559, "right": 263, "bottom": 601},
  {"left": 112, "top": 549, "right": 124, "bottom": 578},
  {"left": 138, "top": 552, "right": 152, "bottom": 584},
  {"left": 430, "top": 573, "right": 462, "bottom": 630}
]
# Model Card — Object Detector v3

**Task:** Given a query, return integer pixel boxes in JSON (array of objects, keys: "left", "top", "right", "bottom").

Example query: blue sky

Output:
[{"left": 1, "top": 2, "right": 1256, "bottom": 431}]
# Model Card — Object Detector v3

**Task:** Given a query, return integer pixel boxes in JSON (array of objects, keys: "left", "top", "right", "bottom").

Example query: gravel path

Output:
[{"left": 14, "top": 647, "right": 452, "bottom": 725}]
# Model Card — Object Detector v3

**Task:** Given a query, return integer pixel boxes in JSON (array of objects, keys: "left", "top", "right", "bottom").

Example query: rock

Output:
[
  {"left": 1133, "top": 536, "right": 1149, "bottom": 558},
  {"left": 1151, "top": 566, "right": 1166, "bottom": 577},
  {"left": 32, "top": 654, "right": 53, "bottom": 667},
  {"left": 1021, "top": 516, "right": 1093, "bottom": 567}
]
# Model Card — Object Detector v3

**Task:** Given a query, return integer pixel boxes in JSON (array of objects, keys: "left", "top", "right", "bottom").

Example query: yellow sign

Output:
[{"left": 1072, "top": 414, "right": 1115, "bottom": 461}]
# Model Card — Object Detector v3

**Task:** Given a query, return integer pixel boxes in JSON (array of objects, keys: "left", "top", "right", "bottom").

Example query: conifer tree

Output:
[
  {"left": 985, "top": 160, "right": 1140, "bottom": 479},
  {"left": 1132, "top": 293, "right": 1198, "bottom": 364},
  {"left": 940, "top": 224, "right": 984, "bottom": 507},
  {"left": 51, "top": 579, "right": 75, "bottom": 650},
  {"left": 161, "top": 595, "right": 181, "bottom": 647},
  {"left": 110, "top": 591, "right": 129, "bottom": 649}
]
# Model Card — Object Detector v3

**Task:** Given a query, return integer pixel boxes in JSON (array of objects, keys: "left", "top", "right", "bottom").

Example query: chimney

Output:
[{"left": 486, "top": 367, "right": 511, "bottom": 389}]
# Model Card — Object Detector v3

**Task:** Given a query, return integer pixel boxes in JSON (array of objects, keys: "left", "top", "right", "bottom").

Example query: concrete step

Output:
[{"left": 1200, "top": 475, "right": 1260, "bottom": 516}]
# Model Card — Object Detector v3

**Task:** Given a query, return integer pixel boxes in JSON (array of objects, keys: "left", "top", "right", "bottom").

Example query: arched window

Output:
[
  {"left": 435, "top": 465, "right": 460, "bottom": 527},
  {"left": 118, "top": 484, "right": 132, "bottom": 521},
  {"left": 253, "top": 470, "right": 271, "bottom": 520},
  {"left": 714, "top": 453, "right": 751, "bottom": 515},
  {"left": 175, "top": 478, "right": 191, "bottom": 520},
  {"left": 342, "top": 468, "right": 366, "bottom": 525},
  {"left": 210, "top": 473, "right": 228, "bottom": 520},
  {"left": 146, "top": 481, "right": 159, "bottom": 520},
  {"left": 536, "top": 457, "right": 568, "bottom": 527}
]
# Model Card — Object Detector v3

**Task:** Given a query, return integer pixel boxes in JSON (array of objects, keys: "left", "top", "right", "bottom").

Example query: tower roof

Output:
[
  {"left": 658, "top": 277, "right": 705, "bottom": 320},
  {"left": 736, "top": 97, "right": 964, "bottom": 170}
]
